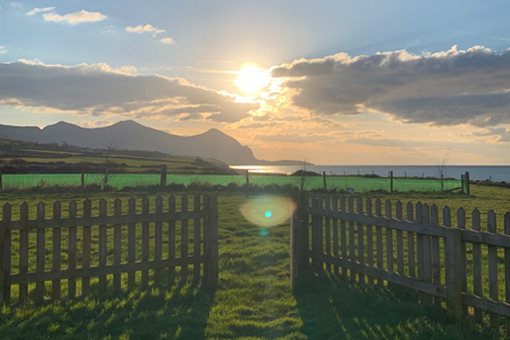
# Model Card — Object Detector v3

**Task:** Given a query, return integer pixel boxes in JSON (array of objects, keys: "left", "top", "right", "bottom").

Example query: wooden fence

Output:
[
  {"left": 0, "top": 194, "right": 218, "bottom": 306},
  {"left": 290, "top": 192, "right": 510, "bottom": 335}
]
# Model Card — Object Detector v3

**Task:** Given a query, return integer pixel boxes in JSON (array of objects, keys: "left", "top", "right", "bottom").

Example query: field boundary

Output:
[
  {"left": 0, "top": 194, "right": 219, "bottom": 306},
  {"left": 291, "top": 192, "right": 510, "bottom": 335}
]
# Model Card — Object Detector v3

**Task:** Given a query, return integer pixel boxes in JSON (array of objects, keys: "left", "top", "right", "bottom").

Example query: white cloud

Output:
[
  {"left": 43, "top": 10, "right": 107, "bottom": 25},
  {"left": 0, "top": 60, "right": 258, "bottom": 123},
  {"left": 0, "top": 46, "right": 6, "bottom": 54},
  {"left": 160, "top": 37, "right": 175, "bottom": 45},
  {"left": 126, "top": 24, "right": 165, "bottom": 36},
  {"left": 272, "top": 46, "right": 510, "bottom": 127},
  {"left": 26, "top": 6, "right": 55, "bottom": 15}
]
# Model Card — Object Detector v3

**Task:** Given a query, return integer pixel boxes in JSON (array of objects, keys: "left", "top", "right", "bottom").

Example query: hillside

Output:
[
  {"left": 0, "top": 120, "right": 309, "bottom": 166},
  {"left": 0, "top": 139, "right": 235, "bottom": 175}
]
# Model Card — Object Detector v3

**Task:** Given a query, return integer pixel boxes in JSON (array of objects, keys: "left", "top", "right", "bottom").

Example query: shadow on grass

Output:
[
  {"left": 0, "top": 280, "right": 216, "bottom": 340},
  {"left": 293, "top": 272, "right": 500, "bottom": 340}
]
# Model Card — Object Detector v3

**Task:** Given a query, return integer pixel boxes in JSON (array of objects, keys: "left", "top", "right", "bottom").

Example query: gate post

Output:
[
  {"left": 445, "top": 226, "right": 463, "bottom": 319},
  {"left": 204, "top": 194, "right": 219, "bottom": 286},
  {"left": 291, "top": 192, "right": 309, "bottom": 288}
]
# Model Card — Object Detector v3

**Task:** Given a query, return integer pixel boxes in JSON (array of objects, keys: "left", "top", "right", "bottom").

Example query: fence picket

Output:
[
  {"left": 99, "top": 199, "right": 107, "bottom": 293},
  {"left": 193, "top": 195, "right": 201, "bottom": 282},
  {"left": 357, "top": 197, "right": 364, "bottom": 283},
  {"left": 407, "top": 202, "right": 415, "bottom": 278},
  {"left": 181, "top": 195, "right": 189, "bottom": 279},
  {"left": 332, "top": 195, "right": 339, "bottom": 275},
  {"left": 366, "top": 198, "right": 374, "bottom": 285},
  {"left": 348, "top": 196, "right": 355, "bottom": 282},
  {"left": 458, "top": 208, "right": 467, "bottom": 317},
  {"left": 317, "top": 194, "right": 324, "bottom": 271},
  {"left": 340, "top": 196, "right": 347, "bottom": 278},
  {"left": 35, "top": 202, "right": 46, "bottom": 303},
  {"left": 375, "top": 199, "right": 383, "bottom": 286},
  {"left": 422, "top": 204, "right": 432, "bottom": 304},
  {"left": 487, "top": 210, "right": 499, "bottom": 329},
  {"left": 430, "top": 204, "right": 441, "bottom": 306},
  {"left": 155, "top": 196, "right": 163, "bottom": 285},
  {"left": 82, "top": 199, "right": 92, "bottom": 297},
  {"left": 168, "top": 196, "right": 176, "bottom": 284},
  {"left": 325, "top": 195, "right": 332, "bottom": 273},
  {"left": 472, "top": 208, "right": 483, "bottom": 323},
  {"left": 416, "top": 202, "right": 423, "bottom": 283},
  {"left": 52, "top": 201, "right": 61, "bottom": 301},
  {"left": 113, "top": 199, "right": 122, "bottom": 291},
  {"left": 396, "top": 201, "right": 404, "bottom": 276},
  {"left": 68, "top": 201, "right": 77, "bottom": 297},
  {"left": 385, "top": 200, "right": 394, "bottom": 279},
  {"left": 141, "top": 197, "right": 150, "bottom": 289},
  {"left": 19, "top": 203, "right": 29, "bottom": 303},
  {"left": 127, "top": 198, "right": 136, "bottom": 290}
]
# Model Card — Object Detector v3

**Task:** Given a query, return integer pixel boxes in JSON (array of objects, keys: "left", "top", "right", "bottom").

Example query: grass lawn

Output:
[{"left": 0, "top": 186, "right": 508, "bottom": 339}]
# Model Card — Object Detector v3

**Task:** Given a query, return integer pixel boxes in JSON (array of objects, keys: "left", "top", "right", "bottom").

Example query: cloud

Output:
[
  {"left": 0, "top": 60, "right": 258, "bottom": 123},
  {"left": 126, "top": 24, "right": 165, "bottom": 36},
  {"left": 272, "top": 46, "right": 510, "bottom": 127},
  {"left": 160, "top": 37, "right": 175, "bottom": 45},
  {"left": 26, "top": 6, "right": 55, "bottom": 15},
  {"left": 255, "top": 133, "right": 335, "bottom": 143},
  {"left": 43, "top": 10, "right": 107, "bottom": 25},
  {"left": 472, "top": 127, "right": 510, "bottom": 142},
  {"left": 0, "top": 46, "right": 6, "bottom": 54}
]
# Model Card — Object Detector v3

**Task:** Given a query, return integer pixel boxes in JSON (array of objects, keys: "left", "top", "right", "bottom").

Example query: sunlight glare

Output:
[{"left": 235, "top": 65, "right": 269, "bottom": 95}]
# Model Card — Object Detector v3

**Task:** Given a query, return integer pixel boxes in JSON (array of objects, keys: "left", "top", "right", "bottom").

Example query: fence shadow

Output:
[
  {"left": 0, "top": 280, "right": 216, "bottom": 340},
  {"left": 293, "top": 271, "right": 498, "bottom": 340}
]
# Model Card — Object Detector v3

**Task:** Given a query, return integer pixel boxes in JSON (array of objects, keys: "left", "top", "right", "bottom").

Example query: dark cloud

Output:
[
  {"left": 0, "top": 60, "right": 258, "bottom": 122},
  {"left": 272, "top": 46, "right": 510, "bottom": 127},
  {"left": 472, "top": 127, "right": 510, "bottom": 142}
]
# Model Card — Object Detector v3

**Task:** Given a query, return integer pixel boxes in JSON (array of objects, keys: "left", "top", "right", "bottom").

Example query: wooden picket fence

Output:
[
  {"left": 290, "top": 192, "right": 510, "bottom": 335},
  {"left": 0, "top": 194, "right": 218, "bottom": 306}
]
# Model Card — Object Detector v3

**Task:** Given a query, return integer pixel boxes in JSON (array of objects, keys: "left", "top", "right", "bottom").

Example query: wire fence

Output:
[{"left": 0, "top": 173, "right": 462, "bottom": 193}]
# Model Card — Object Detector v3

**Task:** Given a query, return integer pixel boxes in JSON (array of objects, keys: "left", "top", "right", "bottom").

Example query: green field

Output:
[
  {"left": 2, "top": 173, "right": 462, "bottom": 193},
  {"left": 0, "top": 185, "right": 508, "bottom": 339}
]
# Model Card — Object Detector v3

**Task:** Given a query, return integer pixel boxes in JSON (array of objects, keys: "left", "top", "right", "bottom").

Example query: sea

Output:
[{"left": 230, "top": 165, "right": 510, "bottom": 182}]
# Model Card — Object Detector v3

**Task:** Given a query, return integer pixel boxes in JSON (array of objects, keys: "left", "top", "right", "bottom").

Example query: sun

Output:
[{"left": 235, "top": 65, "right": 269, "bottom": 95}]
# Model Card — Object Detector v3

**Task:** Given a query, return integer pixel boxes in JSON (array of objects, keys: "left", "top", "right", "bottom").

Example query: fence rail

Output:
[
  {"left": 291, "top": 192, "right": 510, "bottom": 335},
  {"left": 0, "top": 194, "right": 218, "bottom": 306}
]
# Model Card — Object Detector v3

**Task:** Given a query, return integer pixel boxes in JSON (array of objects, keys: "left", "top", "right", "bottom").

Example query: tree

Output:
[{"left": 435, "top": 151, "right": 449, "bottom": 191}]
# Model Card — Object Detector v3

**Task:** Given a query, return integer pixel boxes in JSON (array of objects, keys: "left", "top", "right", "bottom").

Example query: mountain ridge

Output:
[{"left": 0, "top": 120, "right": 310, "bottom": 166}]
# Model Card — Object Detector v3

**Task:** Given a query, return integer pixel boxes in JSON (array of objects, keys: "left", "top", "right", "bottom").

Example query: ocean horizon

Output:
[{"left": 231, "top": 165, "right": 510, "bottom": 182}]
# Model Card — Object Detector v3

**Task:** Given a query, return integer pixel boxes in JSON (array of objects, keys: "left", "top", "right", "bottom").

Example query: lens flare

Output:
[{"left": 240, "top": 196, "right": 296, "bottom": 227}]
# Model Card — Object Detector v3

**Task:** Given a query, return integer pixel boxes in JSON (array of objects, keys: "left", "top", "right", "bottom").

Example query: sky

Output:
[{"left": 1, "top": 0, "right": 510, "bottom": 165}]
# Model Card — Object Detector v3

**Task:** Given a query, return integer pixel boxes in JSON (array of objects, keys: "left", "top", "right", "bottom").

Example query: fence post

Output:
[
  {"left": 81, "top": 172, "right": 85, "bottom": 189},
  {"left": 390, "top": 171, "right": 393, "bottom": 193},
  {"left": 460, "top": 174, "right": 464, "bottom": 193},
  {"left": 204, "top": 194, "right": 219, "bottom": 286},
  {"left": 323, "top": 172, "right": 327, "bottom": 191},
  {"left": 445, "top": 226, "right": 463, "bottom": 319},
  {"left": 0, "top": 172, "right": 3, "bottom": 191},
  {"left": 160, "top": 165, "right": 167, "bottom": 187},
  {"left": 246, "top": 170, "right": 249, "bottom": 187},
  {"left": 465, "top": 172, "right": 470, "bottom": 195}
]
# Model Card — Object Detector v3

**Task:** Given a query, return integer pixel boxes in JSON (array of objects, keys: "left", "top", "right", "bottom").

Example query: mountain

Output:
[{"left": 0, "top": 120, "right": 308, "bottom": 165}]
